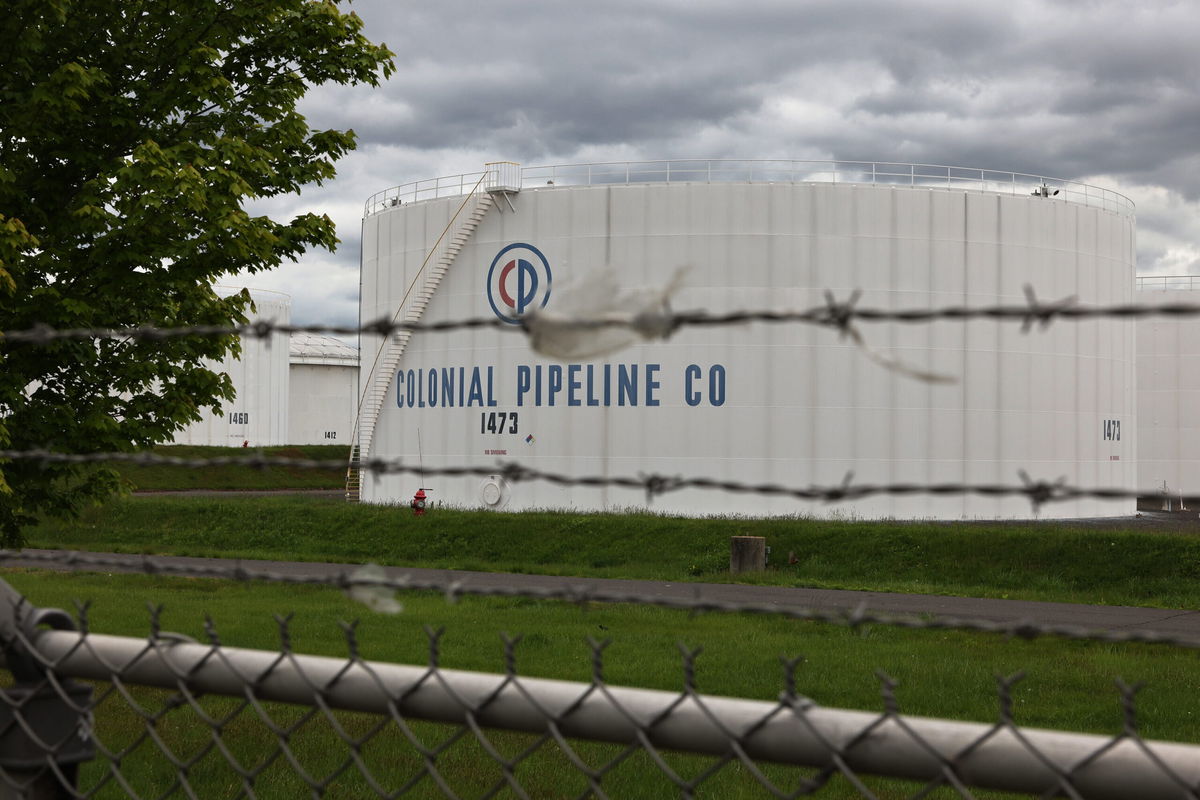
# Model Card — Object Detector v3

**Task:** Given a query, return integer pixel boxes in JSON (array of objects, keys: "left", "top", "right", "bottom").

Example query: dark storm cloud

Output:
[
  {"left": 324, "top": 0, "right": 1198, "bottom": 192},
  {"left": 336, "top": 4, "right": 785, "bottom": 157},
  {"left": 337, "top": 0, "right": 1022, "bottom": 160},
  {"left": 831, "top": 1, "right": 1200, "bottom": 195}
]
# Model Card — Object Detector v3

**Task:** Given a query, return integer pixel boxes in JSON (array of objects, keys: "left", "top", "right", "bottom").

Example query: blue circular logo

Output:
[{"left": 486, "top": 243, "right": 552, "bottom": 324}]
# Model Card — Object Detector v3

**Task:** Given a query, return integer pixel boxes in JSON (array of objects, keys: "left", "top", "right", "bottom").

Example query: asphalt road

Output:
[{"left": 8, "top": 549, "right": 1200, "bottom": 640}]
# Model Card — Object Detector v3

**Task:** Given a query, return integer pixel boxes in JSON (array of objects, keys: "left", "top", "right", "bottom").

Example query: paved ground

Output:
[{"left": 10, "top": 548, "right": 1200, "bottom": 639}]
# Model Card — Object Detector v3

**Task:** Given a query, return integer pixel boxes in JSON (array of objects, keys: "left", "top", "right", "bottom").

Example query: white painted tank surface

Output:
[
  {"left": 289, "top": 333, "right": 358, "bottom": 445},
  {"left": 1135, "top": 277, "right": 1200, "bottom": 507},
  {"left": 358, "top": 161, "right": 1136, "bottom": 518},
  {"left": 173, "top": 288, "right": 290, "bottom": 447}
]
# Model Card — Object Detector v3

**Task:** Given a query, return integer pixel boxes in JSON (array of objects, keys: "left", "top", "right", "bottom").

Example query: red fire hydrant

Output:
[{"left": 411, "top": 488, "right": 429, "bottom": 516}]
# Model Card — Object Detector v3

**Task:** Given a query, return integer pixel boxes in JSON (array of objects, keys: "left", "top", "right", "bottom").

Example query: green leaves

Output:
[{"left": 0, "top": 0, "right": 394, "bottom": 544}]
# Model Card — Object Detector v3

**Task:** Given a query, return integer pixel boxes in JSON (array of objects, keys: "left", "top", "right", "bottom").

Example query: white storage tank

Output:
[
  {"left": 289, "top": 333, "right": 358, "bottom": 445},
  {"left": 357, "top": 161, "right": 1136, "bottom": 519},
  {"left": 1135, "top": 276, "right": 1200, "bottom": 507},
  {"left": 173, "top": 288, "right": 290, "bottom": 447}
]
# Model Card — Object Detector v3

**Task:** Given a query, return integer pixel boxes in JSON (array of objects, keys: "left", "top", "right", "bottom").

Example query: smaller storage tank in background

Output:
[
  {"left": 172, "top": 288, "right": 291, "bottom": 447},
  {"left": 289, "top": 333, "right": 359, "bottom": 445},
  {"left": 1135, "top": 276, "right": 1200, "bottom": 508}
]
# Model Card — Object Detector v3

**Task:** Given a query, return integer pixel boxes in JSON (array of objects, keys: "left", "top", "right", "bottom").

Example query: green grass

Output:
[
  {"left": 6, "top": 570, "right": 1198, "bottom": 799},
  {"left": 19, "top": 450, "right": 1200, "bottom": 796},
  {"left": 114, "top": 444, "right": 349, "bottom": 491},
  {"left": 27, "top": 494, "right": 1200, "bottom": 609}
]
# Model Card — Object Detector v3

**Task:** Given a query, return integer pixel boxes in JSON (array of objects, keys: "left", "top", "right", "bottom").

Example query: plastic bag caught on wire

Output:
[
  {"left": 523, "top": 266, "right": 687, "bottom": 360},
  {"left": 346, "top": 564, "right": 403, "bottom": 614}
]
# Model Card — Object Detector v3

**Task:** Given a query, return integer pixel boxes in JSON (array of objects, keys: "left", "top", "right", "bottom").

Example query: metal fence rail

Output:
[{"left": 2, "top": 578, "right": 1200, "bottom": 799}]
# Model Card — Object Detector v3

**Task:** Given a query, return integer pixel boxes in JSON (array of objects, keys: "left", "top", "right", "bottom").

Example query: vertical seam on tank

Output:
[
  {"left": 603, "top": 185, "right": 612, "bottom": 508},
  {"left": 1076, "top": 202, "right": 1083, "bottom": 507},
  {"left": 962, "top": 190, "right": 969, "bottom": 518},
  {"left": 995, "top": 192, "right": 1003, "bottom": 518},
  {"left": 889, "top": 187, "right": 897, "bottom": 515},
  {"left": 850, "top": 184, "right": 858, "bottom": 488},
  {"left": 1128, "top": 213, "right": 1136, "bottom": 491},
  {"left": 809, "top": 183, "right": 819, "bottom": 496},
  {"left": 926, "top": 189, "right": 935, "bottom": 496}
]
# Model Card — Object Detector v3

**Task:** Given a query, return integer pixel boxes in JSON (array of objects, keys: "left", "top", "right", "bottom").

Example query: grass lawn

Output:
[
  {"left": 27, "top": 494, "right": 1200, "bottom": 609},
  {"left": 113, "top": 444, "right": 349, "bottom": 491},
  {"left": 5, "top": 569, "right": 1198, "bottom": 799}
]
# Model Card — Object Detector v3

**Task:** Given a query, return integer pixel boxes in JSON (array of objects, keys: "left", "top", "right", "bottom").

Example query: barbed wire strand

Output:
[
  {"left": 4, "top": 549, "right": 1200, "bottom": 653},
  {"left": 0, "top": 449, "right": 1162, "bottom": 513},
  {"left": 0, "top": 289, "right": 1185, "bottom": 347}
]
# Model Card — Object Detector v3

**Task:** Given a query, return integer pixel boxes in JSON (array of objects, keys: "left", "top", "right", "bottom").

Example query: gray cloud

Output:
[{"left": 259, "top": 0, "right": 1200, "bottom": 325}]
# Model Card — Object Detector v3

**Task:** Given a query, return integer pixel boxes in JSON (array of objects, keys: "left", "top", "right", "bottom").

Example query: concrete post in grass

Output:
[{"left": 730, "top": 536, "right": 766, "bottom": 574}]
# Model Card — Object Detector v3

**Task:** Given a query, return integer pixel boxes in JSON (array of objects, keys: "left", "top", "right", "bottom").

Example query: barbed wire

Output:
[
  {"left": 4, "top": 548, "right": 1200, "bottom": 654},
  {"left": 0, "top": 448, "right": 1154, "bottom": 511},
  {"left": 0, "top": 287, "right": 1184, "bottom": 348}
]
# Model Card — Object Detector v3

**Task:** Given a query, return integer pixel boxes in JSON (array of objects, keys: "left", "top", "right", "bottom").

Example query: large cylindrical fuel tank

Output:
[{"left": 359, "top": 161, "right": 1136, "bottom": 518}]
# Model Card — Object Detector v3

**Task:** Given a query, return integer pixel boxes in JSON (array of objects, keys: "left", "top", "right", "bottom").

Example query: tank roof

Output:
[{"left": 289, "top": 333, "right": 358, "bottom": 365}]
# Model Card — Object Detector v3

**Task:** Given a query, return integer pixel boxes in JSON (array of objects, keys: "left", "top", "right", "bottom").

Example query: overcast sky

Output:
[{"left": 240, "top": 0, "right": 1200, "bottom": 328}]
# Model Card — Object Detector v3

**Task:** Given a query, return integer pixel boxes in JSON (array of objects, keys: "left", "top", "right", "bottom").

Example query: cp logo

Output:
[{"left": 486, "top": 243, "right": 552, "bottom": 324}]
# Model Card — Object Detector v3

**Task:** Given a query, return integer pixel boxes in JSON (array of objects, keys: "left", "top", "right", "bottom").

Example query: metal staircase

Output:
[{"left": 346, "top": 178, "right": 494, "bottom": 501}]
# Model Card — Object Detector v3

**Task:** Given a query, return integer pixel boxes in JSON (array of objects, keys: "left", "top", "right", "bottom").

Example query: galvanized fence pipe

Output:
[
  {"left": 0, "top": 583, "right": 95, "bottom": 800},
  {"left": 16, "top": 628, "right": 1200, "bottom": 799}
]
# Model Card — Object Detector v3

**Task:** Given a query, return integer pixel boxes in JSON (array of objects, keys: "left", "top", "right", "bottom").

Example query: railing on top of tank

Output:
[
  {"left": 363, "top": 159, "right": 1136, "bottom": 217},
  {"left": 1136, "top": 275, "right": 1200, "bottom": 291},
  {"left": 362, "top": 169, "right": 493, "bottom": 216}
]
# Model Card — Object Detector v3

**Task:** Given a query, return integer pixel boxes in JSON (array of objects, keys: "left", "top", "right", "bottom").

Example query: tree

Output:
[{"left": 0, "top": 0, "right": 394, "bottom": 543}]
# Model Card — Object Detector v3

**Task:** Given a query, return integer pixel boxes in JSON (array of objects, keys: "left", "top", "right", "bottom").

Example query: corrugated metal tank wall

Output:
[
  {"left": 173, "top": 290, "right": 291, "bottom": 447},
  {"left": 1136, "top": 286, "right": 1200, "bottom": 504},
  {"left": 360, "top": 181, "right": 1136, "bottom": 518},
  {"left": 289, "top": 364, "right": 357, "bottom": 445}
]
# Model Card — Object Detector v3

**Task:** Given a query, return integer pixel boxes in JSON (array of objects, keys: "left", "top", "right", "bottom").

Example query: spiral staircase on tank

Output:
[{"left": 345, "top": 173, "right": 500, "bottom": 502}]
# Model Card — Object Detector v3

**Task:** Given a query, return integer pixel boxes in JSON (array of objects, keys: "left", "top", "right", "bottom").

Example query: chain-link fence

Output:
[{"left": 4, "top": 573, "right": 1200, "bottom": 800}]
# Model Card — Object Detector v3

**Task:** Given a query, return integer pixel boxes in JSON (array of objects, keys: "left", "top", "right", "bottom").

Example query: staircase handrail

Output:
[{"left": 346, "top": 172, "right": 491, "bottom": 492}]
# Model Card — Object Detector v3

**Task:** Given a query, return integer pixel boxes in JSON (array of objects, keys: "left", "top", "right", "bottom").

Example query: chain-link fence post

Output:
[{"left": 0, "top": 580, "right": 94, "bottom": 800}]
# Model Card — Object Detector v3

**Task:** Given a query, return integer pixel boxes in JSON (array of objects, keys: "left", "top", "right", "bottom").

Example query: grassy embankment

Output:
[
  {"left": 7, "top": 569, "right": 1199, "bottom": 800},
  {"left": 114, "top": 444, "right": 348, "bottom": 491},
  {"left": 27, "top": 492, "right": 1200, "bottom": 609}
]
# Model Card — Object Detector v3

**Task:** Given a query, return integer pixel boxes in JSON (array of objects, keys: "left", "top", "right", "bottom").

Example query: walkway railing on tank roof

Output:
[
  {"left": 1136, "top": 275, "right": 1200, "bottom": 291},
  {"left": 364, "top": 159, "right": 1135, "bottom": 217},
  {"left": 362, "top": 170, "right": 493, "bottom": 216}
]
